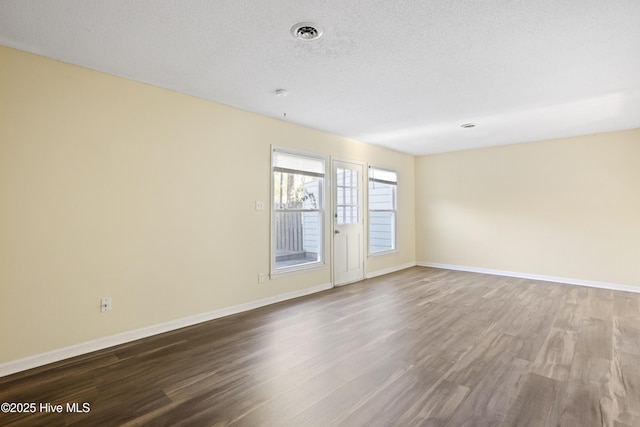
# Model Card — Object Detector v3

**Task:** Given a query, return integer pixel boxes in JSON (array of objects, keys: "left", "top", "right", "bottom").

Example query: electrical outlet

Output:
[
  {"left": 258, "top": 273, "right": 265, "bottom": 284},
  {"left": 101, "top": 297, "right": 112, "bottom": 313},
  {"left": 255, "top": 200, "right": 264, "bottom": 211}
]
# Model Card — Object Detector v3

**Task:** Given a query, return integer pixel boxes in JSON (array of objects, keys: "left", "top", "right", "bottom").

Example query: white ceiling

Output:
[{"left": 1, "top": 1, "right": 639, "bottom": 155}]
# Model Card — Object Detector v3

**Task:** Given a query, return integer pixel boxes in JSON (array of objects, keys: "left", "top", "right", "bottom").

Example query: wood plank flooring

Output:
[{"left": 1, "top": 267, "right": 639, "bottom": 426}]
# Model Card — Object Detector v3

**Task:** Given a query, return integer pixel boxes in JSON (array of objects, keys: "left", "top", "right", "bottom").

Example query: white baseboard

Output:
[
  {"left": 366, "top": 262, "right": 417, "bottom": 279},
  {"left": 417, "top": 262, "right": 640, "bottom": 294},
  {"left": 0, "top": 282, "right": 333, "bottom": 378}
]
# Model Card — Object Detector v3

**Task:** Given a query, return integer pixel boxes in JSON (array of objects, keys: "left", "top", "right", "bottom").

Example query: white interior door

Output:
[{"left": 333, "top": 160, "right": 364, "bottom": 286}]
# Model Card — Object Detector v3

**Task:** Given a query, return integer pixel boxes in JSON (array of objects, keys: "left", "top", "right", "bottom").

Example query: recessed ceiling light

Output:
[
  {"left": 291, "top": 22, "right": 323, "bottom": 41},
  {"left": 275, "top": 89, "right": 288, "bottom": 97},
  {"left": 460, "top": 123, "right": 477, "bottom": 129}
]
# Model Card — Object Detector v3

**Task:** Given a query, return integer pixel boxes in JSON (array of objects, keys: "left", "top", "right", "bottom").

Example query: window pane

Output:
[
  {"left": 345, "top": 188, "right": 352, "bottom": 205},
  {"left": 336, "top": 168, "right": 345, "bottom": 186},
  {"left": 369, "top": 181, "right": 395, "bottom": 210},
  {"left": 345, "top": 169, "right": 353, "bottom": 185},
  {"left": 351, "top": 207, "right": 359, "bottom": 224},
  {"left": 369, "top": 211, "right": 395, "bottom": 253},
  {"left": 274, "top": 211, "right": 322, "bottom": 269},
  {"left": 274, "top": 172, "right": 322, "bottom": 210}
]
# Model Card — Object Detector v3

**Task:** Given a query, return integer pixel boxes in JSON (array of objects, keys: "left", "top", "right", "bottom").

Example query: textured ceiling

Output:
[{"left": 1, "top": 0, "right": 639, "bottom": 155}]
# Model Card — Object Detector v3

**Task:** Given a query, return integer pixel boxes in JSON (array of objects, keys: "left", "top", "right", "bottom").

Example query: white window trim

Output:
[
  {"left": 270, "top": 146, "right": 329, "bottom": 278},
  {"left": 368, "top": 165, "right": 398, "bottom": 257}
]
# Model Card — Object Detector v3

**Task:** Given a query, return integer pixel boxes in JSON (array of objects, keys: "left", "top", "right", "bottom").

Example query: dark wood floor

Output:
[{"left": 1, "top": 267, "right": 639, "bottom": 426}]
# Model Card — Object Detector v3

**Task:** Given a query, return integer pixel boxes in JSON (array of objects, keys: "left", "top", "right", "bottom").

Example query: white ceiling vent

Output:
[{"left": 291, "top": 22, "right": 323, "bottom": 41}]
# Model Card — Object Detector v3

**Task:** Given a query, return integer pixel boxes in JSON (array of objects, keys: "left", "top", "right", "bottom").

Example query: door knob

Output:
[{"left": 334, "top": 230, "right": 341, "bottom": 234}]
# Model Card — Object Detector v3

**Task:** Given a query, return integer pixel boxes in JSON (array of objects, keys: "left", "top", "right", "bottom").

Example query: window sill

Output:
[
  {"left": 270, "top": 262, "right": 328, "bottom": 279},
  {"left": 368, "top": 249, "right": 398, "bottom": 257}
]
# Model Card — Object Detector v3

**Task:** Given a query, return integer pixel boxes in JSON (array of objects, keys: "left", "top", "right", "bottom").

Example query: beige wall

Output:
[
  {"left": 416, "top": 129, "right": 640, "bottom": 288},
  {"left": 0, "top": 46, "right": 415, "bottom": 364},
  {"left": 3, "top": 42, "right": 637, "bottom": 368}
]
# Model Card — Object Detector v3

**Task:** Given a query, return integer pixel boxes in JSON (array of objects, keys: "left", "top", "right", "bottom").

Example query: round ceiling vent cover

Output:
[{"left": 291, "top": 22, "right": 323, "bottom": 40}]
